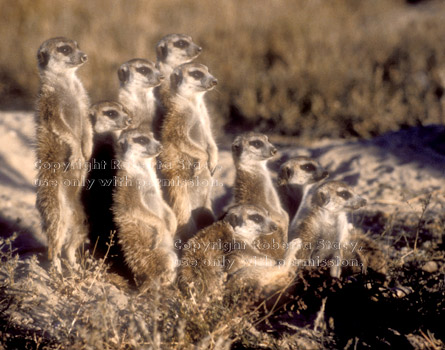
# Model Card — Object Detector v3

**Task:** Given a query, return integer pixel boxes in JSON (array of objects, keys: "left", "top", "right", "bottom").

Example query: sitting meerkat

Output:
[
  {"left": 160, "top": 62, "right": 219, "bottom": 243},
  {"left": 153, "top": 34, "right": 202, "bottom": 139},
  {"left": 117, "top": 58, "right": 164, "bottom": 132},
  {"left": 35, "top": 37, "right": 91, "bottom": 272},
  {"left": 277, "top": 156, "right": 329, "bottom": 240},
  {"left": 293, "top": 181, "right": 367, "bottom": 278},
  {"left": 112, "top": 129, "right": 177, "bottom": 291},
  {"left": 178, "top": 204, "right": 281, "bottom": 300},
  {"left": 232, "top": 132, "right": 289, "bottom": 260},
  {"left": 83, "top": 101, "right": 132, "bottom": 264}
]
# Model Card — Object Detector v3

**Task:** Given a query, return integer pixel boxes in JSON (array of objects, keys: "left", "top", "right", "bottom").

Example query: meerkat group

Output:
[{"left": 35, "top": 35, "right": 387, "bottom": 300}]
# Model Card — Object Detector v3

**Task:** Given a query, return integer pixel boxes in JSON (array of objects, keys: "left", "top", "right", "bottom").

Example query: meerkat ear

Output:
[
  {"left": 118, "top": 65, "right": 130, "bottom": 83},
  {"left": 231, "top": 137, "right": 243, "bottom": 158},
  {"left": 156, "top": 42, "right": 168, "bottom": 62},
  {"left": 313, "top": 190, "right": 329, "bottom": 207},
  {"left": 88, "top": 110, "right": 97, "bottom": 126},
  {"left": 170, "top": 70, "right": 183, "bottom": 89},
  {"left": 37, "top": 50, "right": 49, "bottom": 69}
]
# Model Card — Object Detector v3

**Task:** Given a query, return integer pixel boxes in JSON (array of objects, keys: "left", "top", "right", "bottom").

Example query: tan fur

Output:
[
  {"left": 232, "top": 132, "right": 289, "bottom": 259},
  {"left": 178, "top": 204, "right": 281, "bottom": 300},
  {"left": 117, "top": 58, "right": 163, "bottom": 132},
  {"left": 112, "top": 129, "right": 177, "bottom": 291},
  {"left": 293, "top": 181, "right": 368, "bottom": 278},
  {"left": 277, "top": 156, "right": 328, "bottom": 226},
  {"left": 35, "top": 37, "right": 91, "bottom": 272},
  {"left": 153, "top": 34, "right": 202, "bottom": 139},
  {"left": 160, "top": 62, "right": 218, "bottom": 243}
]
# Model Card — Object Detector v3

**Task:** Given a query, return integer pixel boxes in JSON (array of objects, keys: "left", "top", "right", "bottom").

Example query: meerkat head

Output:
[
  {"left": 170, "top": 62, "right": 217, "bottom": 99},
  {"left": 37, "top": 37, "right": 87, "bottom": 74},
  {"left": 118, "top": 58, "right": 164, "bottom": 89},
  {"left": 118, "top": 129, "right": 162, "bottom": 160},
  {"left": 156, "top": 34, "right": 202, "bottom": 71},
  {"left": 89, "top": 101, "right": 133, "bottom": 134},
  {"left": 232, "top": 132, "right": 277, "bottom": 166},
  {"left": 278, "top": 157, "right": 329, "bottom": 186},
  {"left": 224, "top": 204, "right": 278, "bottom": 244},
  {"left": 312, "top": 181, "right": 367, "bottom": 213}
]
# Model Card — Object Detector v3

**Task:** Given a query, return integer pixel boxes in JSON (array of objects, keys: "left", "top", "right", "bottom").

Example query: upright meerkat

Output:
[
  {"left": 277, "top": 157, "right": 329, "bottom": 240},
  {"left": 83, "top": 101, "right": 132, "bottom": 263},
  {"left": 160, "top": 62, "right": 218, "bottom": 243},
  {"left": 178, "top": 204, "right": 280, "bottom": 299},
  {"left": 112, "top": 129, "right": 177, "bottom": 290},
  {"left": 35, "top": 37, "right": 91, "bottom": 272},
  {"left": 293, "top": 181, "right": 367, "bottom": 278},
  {"left": 153, "top": 34, "right": 202, "bottom": 139},
  {"left": 232, "top": 132, "right": 289, "bottom": 259},
  {"left": 117, "top": 58, "right": 163, "bottom": 132}
]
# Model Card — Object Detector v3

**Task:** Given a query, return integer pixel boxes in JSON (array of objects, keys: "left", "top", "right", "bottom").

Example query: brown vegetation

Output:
[{"left": 1, "top": 0, "right": 445, "bottom": 138}]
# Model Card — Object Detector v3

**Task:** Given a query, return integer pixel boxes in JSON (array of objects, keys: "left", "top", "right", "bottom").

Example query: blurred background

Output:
[{"left": 1, "top": 0, "right": 444, "bottom": 140}]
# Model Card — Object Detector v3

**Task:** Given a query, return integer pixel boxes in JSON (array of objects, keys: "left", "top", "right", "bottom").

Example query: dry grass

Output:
[{"left": 1, "top": 0, "right": 445, "bottom": 139}]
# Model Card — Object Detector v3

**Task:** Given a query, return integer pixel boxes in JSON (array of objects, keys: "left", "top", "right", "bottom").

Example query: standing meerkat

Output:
[
  {"left": 293, "top": 181, "right": 367, "bottom": 278},
  {"left": 160, "top": 62, "right": 218, "bottom": 243},
  {"left": 178, "top": 204, "right": 280, "bottom": 300},
  {"left": 232, "top": 132, "right": 289, "bottom": 259},
  {"left": 35, "top": 37, "right": 91, "bottom": 272},
  {"left": 83, "top": 101, "right": 132, "bottom": 264},
  {"left": 153, "top": 34, "right": 202, "bottom": 139},
  {"left": 112, "top": 129, "right": 177, "bottom": 290},
  {"left": 117, "top": 58, "right": 164, "bottom": 132},
  {"left": 277, "top": 156, "right": 329, "bottom": 240}
]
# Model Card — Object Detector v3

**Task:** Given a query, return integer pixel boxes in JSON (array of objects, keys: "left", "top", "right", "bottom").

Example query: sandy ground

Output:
[{"left": 1, "top": 111, "right": 444, "bottom": 253}]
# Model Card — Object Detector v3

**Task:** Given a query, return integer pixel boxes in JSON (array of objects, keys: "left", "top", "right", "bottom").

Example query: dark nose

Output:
[
  {"left": 270, "top": 147, "right": 277, "bottom": 156},
  {"left": 156, "top": 144, "right": 163, "bottom": 153},
  {"left": 321, "top": 170, "right": 329, "bottom": 179},
  {"left": 197, "top": 46, "right": 202, "bottom": 53},
  {"left": 126, "top": 118, "right": 132, "bottom": 126},
  {"left": 359, "top": 198, "right": 367, "bottom": 207},
  {"left": 270, "top": 222, "right": 278, "bottom": 231},
  {"left": 159, "top": 74, "right": 165, "bottom": 81},
  {"left": 80, "top": 53, "right": 88, "bottom": 63},
  {"left": 211, "top": 78, "right": 218, "bottom": 86}
]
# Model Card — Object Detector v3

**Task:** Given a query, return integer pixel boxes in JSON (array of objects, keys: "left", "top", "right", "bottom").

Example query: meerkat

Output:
[
  {"left": 82, "top": 101, "right": 132, "bottom": 265},
  {"left": 117, "top": 58, "right": 163, "bottom": 132},
  {"left": 292, "top": 181, "right": 367, "bottom": 278},
  {"left": 153, "top": 34, "right": 202, "bottom": 139},
  {"left": 277, "top": 157, "right": 329, "bottom": 240},
  {"left": 232, "top": 132, "right": 289, "bottom": 259},
  {"left": 112, "top": 129, "right": 177, "bottom": 291},
  {"left": 160, "top": 62, "right": 218, "bottom": 243},
  {"left": 35, "top": 37, "right": 91, "bottom": 272},
  {"left": 178, "top": 204, "right": 281, "bottom": 300}
]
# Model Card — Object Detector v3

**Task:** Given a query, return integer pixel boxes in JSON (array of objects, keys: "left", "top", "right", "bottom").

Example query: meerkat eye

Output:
[
  {"left": 337, "top": 191, "right": 352, "bottom": 200},
  {"left": 248, "top": 214, "right": 264, "bottom": 224},
  {"left": 57, "top": 45, "right": 73, "bottom": 56},
  {"left": 249, "top": 140, "right": 264, "bottom": 149},
  {"left": 133, "top": 136, "right": 149, "bottom": 145},
  {"left": 174, "top": 40, "right": 189, "bottom": 49},
  {"left": 103, "top": 110, "right": 118, "bottom": 119},
  {"left": 301, "top": 163, "right": 316, "bottom": 172},
  {"left": 189, "top": 70, "right": 204, "bottom": 80},
  {"left": 136, "top": 66, "right": 152, "bottom": 76}
]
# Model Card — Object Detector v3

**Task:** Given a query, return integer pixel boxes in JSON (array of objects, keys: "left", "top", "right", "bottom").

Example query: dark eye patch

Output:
[
  {"left": 133, "top": 136, "right": 149, "bottom": 145},
  {"left": 337, "top": 190, "right": 352, "bottom": 200},
  {"left": 248, "top": 214, "right": 264, "bottom": 224},
  {"left": 136, "top": 66, "right": 152, "bottom": 76},
  {"left": 249, "top": 140, "right": 264, "bottom": 149},
  {"left": 300, "top": 163, "right": 316, "bottom": 172},
  {"left": 189, "top": 70, "right": 204, "bottom": 80},
  {"left": 103, "top": 110, "right": 118, "bottom": 119},
  {"left": 57, "top": 45, "right": 73, "bottom": 56},
  {"left": 173, "top": 39, "right": 189, "bottom": 49}
]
